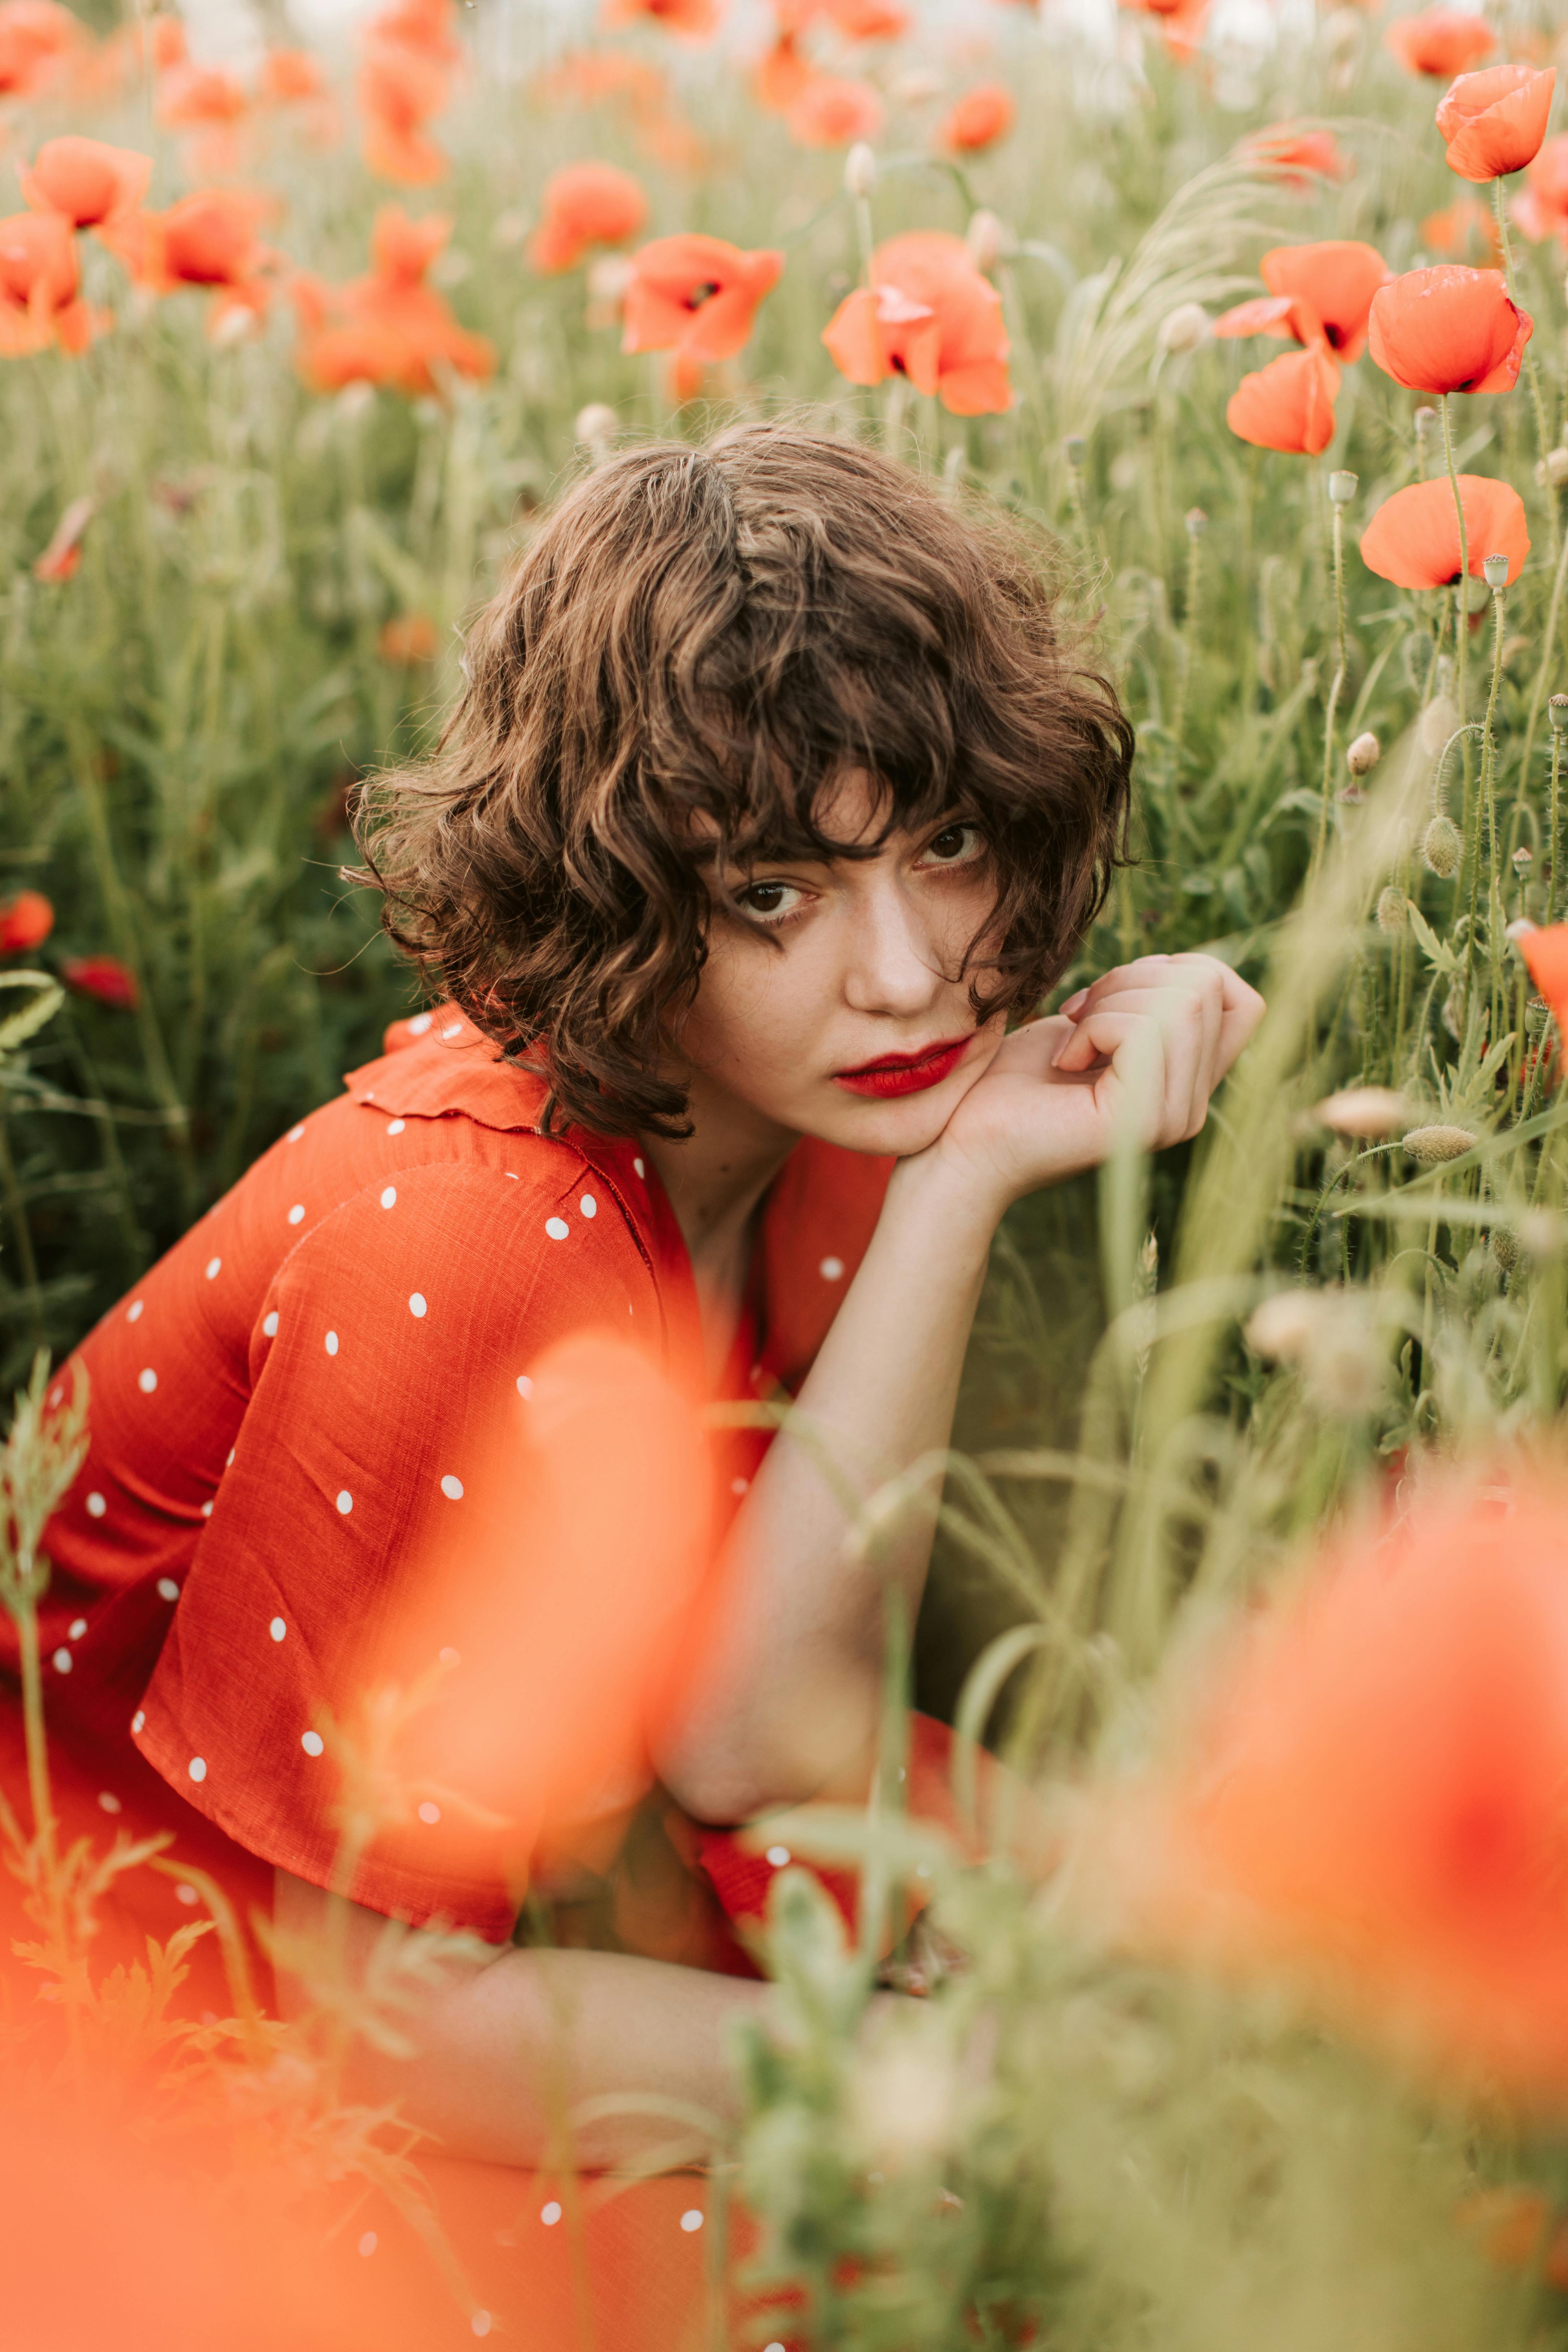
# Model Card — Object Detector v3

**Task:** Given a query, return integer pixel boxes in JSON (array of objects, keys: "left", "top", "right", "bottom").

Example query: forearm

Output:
[{"left": 658, "top": 1153, "right": 998, "bottom": 1821}]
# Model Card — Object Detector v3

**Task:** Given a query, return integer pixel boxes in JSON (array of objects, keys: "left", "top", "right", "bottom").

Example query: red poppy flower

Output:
[
  {"left": 785, "top": 74, "right": 884, "bottom": 147},
  {"left": 1359, "top": 473, "right": 1528, "bottom": 588},
  {"left": 0, "top": 211, "right": 102, "bottom": 357},
  {"left": 1384, "top": 8, "right": 1496, "bottom": 77},
  {"left": 621, "top": 232, "right": 783, "bottom": 369},
  {"left": 357, "top": 40, "right": 451, "bottom": 186},
  {"left": 296, "top": 207, "right": 495, "bottom": 397},
  {"left": 1214, "top": 239, "right": 1391, "bottom": 364},
  {"left": 157, "top": 59, "right": 248, "bottom": 129},
  {"left": 1437, "top": 62, "right": 1556, "bottom": 181},
  {"left": 602, "top": 0, "right": 720, "bottom": 31},
  {"left": 1420, "top": 193, "right": 1499, "bottom": 257},
  {"left": 63, "top": 956, "right": 139, "bottom": 1011},
  {"left": 823, "top": 0, "right": 908, "bottom": 35},
  {"left": 0, "top": 892, "right": 53, "bottom": 952},
  {"left": 1118, "top": 0, "right": 1210, "bottom": 64},
  {"left": 31, "top": 494, "right": 92, "bottom": 582},
  {"left": 1093, "top": 1473, "right": 1568, "bottom": 2104},
  {"left": 939, "top": 82, "right": 1015, "bottom": 153},
  {"left": 754, "top": 31, "right": 813, "bottom": 112},
  {"left": 17, "top": 137, "right": 151, "bottom": 230},
  {"left": 1235, "top": 124, "right": 1353, "bottom": 188},
  {"left": 0, "top": 0, "right": 83, "bottom": 99},
  {"left": 1368, "top": 264, "right": 1532, "bottom": 394},
  {"left": 529, "top": 162, "right": 647, "bottom": 274},
  {"left": 259, "top": 47, "right": 327, "bottom": 102},
  {"left": 365, "top": 0, "right": 461, "bottom": 64},
  {"left": 378, "top": 612, "right": 439, "bottom": 664},
  {"left": 1511, "top": 134, "right": 1568, "bottom": 245},
  {"left": 104, "top": 188, "right": 272, "bottom": 292},
  {"left": 822, "top": 231, "right": 1012, "bottom": 415},
  {"left": 1521, "top": 925, "right": 1568, "bottom": 1033},
  {"left": 1225, "top": 345, "right": 1340, "bottom": 454}
]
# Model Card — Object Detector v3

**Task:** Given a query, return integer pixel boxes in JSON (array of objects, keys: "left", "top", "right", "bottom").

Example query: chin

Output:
[{"left": 806, "top": 1086, "right": 966, "bottom": 1159}]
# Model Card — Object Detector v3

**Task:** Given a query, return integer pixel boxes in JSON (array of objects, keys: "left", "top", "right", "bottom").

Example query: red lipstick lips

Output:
[{"left": 833, "top": 1035, "right": 972, "bottom": 1099}]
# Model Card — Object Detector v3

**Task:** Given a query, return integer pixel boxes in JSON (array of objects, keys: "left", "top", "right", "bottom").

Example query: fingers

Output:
[
  {"left": 1058, "top": 956, "right": 1266, "bottom": 1132},
  {"left": 1048, "top": 1009, "right": 1170, "bottom": 1148}
]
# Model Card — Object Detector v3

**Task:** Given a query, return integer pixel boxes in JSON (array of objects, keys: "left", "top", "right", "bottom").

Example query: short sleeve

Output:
[{"left": 134, "top": 1157, "right": 652, "bottom": 1940}]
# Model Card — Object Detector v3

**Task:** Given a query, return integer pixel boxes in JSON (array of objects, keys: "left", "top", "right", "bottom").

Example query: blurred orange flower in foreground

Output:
[
  {"left": 822, "top": 231, "right": 1012, "bottom": 414},
  {"left": 1437, "top": 62, "right": 1556, "bottom": 182},
  {"left": 1359, "top": 474, "right": 1529, "bottom": 588},
  {"left": 19, "top": 135, "right": 150, "bottom": 229},
  {"left": 1235, "top": 124, "right": 1353, "bottom": 187},
  {"left": 1521, "top": 924, "right": 1568, "bottom": 1032},
  {"left": 1225, "top": 346, "right": 1339, "bottom": 454},
  {"left": 940, "top": 82, "right": 1016, "bottom": 152},
  {"left": 377, "top": 612, "right": 439, "bottom": 664},
  {"left": 296, "top": 206, "right": 495, "bottom": 397},
  {"left": 529, "top": 161, "right": 648, "bottom": 273},
  {"left": 786, "top": 74, "right": 884, "bottom": 147},
  {"left": 0, "top": 209, "right": 102, "bottom": 355},
  {"left": 0, "top": 891, "right": 53, "bottom": 951},
  {"left": 1384, "top": 8, "right": 1496, "bottom": 77},
  {"left": 1213, "top": 240, "right": 1390, "bottom": 363},
  {"left": 1092, "top": 1471, "right": 1568, "bottom": 2105},
  {"left": 63, "top": 955, "right": 139, "bottom": 1009},
  {"left": 1368, "top": 264, "right": 1532, "bottom": 394},
  {"left": 1512, "top": 135, "right": 1568, "bottom": 244},
  {"left": 102, "top": 189, "right": 277, "bottom": 336},
  {"left": 621, "top": 231, "right": 783, "bottom": 377}
]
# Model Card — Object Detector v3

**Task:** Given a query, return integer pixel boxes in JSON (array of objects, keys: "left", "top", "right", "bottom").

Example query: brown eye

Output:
[{"left": 922, "top": 824, "right": 983, "bottom": 867}]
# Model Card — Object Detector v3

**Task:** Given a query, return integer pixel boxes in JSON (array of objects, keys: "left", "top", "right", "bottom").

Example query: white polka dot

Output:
[
  {"left": 127, "top": 1299, "right": 143, "bottom": 1322},
  {"left": 408, "top": 1012, "right": 432, "bottom": 1036},
  {"left": 157, "top": 1577, "right": 180, "bottom": 1602},
  {"left": 766, "top": 1844, "right": 790, "bottom": 1867},
  {"left": 69, "top": 1618, "right": 86, "bottom": 1640},
  {"left": 86, "top": 1492, "right": 105, "bottom": 1519},
  {"left": 263, "top": 1312, "right": 279, "bottom": 1337},
  {"left": 516, "top": 1375, "right": 533, "bottom": 1399},
  {"left": 540, "top": 2202, "right": 562, "bottom": 2226},
  {"left": 131, "top": 1710, "right": 145, "bottom": 1734},
  {"left": 471, "top": 2315, "right": 491, "bottom": 2339},
  {"left": 765, "top": 2342, "right": 787, "bottom": 2351},
  {"left": 359, "top": 2230, "right": 379, "bottom": 2256},
  {"left": 409, "top": 1292, "right": 427, "bottom": 1317},
  {"left": 200, "top": 1500, "right": 213, "bottom": 1518},
  {"left": 301, "top": 1730, "right": 324, "bottom": 1757},
  {"left": 680, "top": 2209, "right": 703, "bottom": 2233},
  {"left": 175, "top": 1882, "right": 200, "bottom": 1905},
  {"left": 633, "top": 1157, "right": 645, "bottom": 1178},
  {"left": 580, "top": 1194, "right": 597, "bottom": 1218},
  {"left": 364, "top": 1093, "right": 375, "bottom": 1103},
  {"left": 336, "top": 1490, "right": 353, "bottom": 1515},
  {"left": 731, "top": 1476, "right": 749, "bottom": 1496},
  {"left": 324, "top": 1330, "right": 339, "bottom": 1356},
  {"left": 137, "top": 1367, "right": 157, "bottom": 1394},
  {"left": 442, "top": 1023, "right": 462, "bottom": 1039},
  {"left": 287, "top": 1122, "right": 305, "bottom": 1142},
  {"left": 287, "top": 1203, "right": 305, "bottom": 1226},
  {"left": 504, "top": 1170, "right": 519, "bottom": 1180},
  {"left": 380, "top": 1185, "right": 397, "bottom": 1209},
  {"left": 225, "top": 1448, "right": 235, "bottom": 1468},
  {"left": 545, "top": 1216, "right": 569, "bottom": 1241},
  {"left": 97, "top": 1791, "right": 121, "bottom": 1815},
  {"left": 418, "top": 1801, "right": 441, "bottom": 1825},
  {"left": 386, "top": 1117, "right": 405, "bottom": 1135},
  {"left": 49, "top": 1386, "right": 61, "bottom": 1408},
  {"left": 52, "top": 1648, "right": 71, "bottom": 1674},
  {"left": 270, "top": 1616, "right": 286, "bottom": 1642},
  {"left": 820, "top": 1256, "right": 844, "bottom": 1281},
  {"left": 440, "top": 1474, "right": 464, "bottom": 1500},
  {"left": 188, "top": 1757, "right": 206, "bottom": 1783},
  {"left": 439, "top": 1645, "right": 460, "bottom": 1666},
  {"left": 205, "top": 1256, "right": 221, "bottom": 1280}
]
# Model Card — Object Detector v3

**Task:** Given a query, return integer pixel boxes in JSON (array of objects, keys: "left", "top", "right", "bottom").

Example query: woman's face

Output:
[{"left": 669, "top": 771, "right": 1008, "bottom": 1158}]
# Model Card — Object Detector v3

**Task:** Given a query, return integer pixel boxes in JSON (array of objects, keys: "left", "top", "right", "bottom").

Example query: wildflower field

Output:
[{"left": 16, "top": 0, "right": 1568, "bottom": 2340}]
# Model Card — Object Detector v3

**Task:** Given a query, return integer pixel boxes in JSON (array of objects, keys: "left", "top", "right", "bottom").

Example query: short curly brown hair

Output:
[{"left": 353, "top": 424, "right": 1133, "bottom": 1140}]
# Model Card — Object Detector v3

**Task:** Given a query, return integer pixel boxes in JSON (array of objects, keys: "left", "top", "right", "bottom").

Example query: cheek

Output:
[{"left": 678, "top": 934, "right": 825, "bottom": 1081}]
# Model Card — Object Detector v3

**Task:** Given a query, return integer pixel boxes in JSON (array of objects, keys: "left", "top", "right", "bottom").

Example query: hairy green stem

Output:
[
  {"left": 1315, "top": 497, "right": 1348, "bottom": 875},
  {"left": 1551, "top": 726, "right": 1563, "bottom": 925}
]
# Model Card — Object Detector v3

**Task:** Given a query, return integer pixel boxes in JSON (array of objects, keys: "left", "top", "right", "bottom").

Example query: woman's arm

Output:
[
  {"left": 273, "top": 1867, "right": 776, "bottom": 2169},
  {"left": 656, "top": 954, "right": 1265, "bottom": 1823}
]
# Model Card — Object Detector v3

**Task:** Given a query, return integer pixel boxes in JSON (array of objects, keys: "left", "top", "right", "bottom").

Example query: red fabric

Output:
[{"left": 6, "top": 1008, "right": 898, "bottom": 1980}]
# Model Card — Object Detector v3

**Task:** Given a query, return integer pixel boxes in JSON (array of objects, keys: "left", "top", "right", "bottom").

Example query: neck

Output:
[{"left": 641, "top": 1068, "right": 800, "bottom": 1263}]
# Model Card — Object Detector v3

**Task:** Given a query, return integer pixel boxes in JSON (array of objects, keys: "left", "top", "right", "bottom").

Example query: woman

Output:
[{"left": 6, "top": 425, "right": 1262, "bottom": 2336}]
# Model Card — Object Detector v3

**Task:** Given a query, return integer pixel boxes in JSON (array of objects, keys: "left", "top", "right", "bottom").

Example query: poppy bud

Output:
[
  {"left": 1419, "top": 694, "right": 1463, "bottom": 756},
  {"left": 1328, "top": 469, "right": 1358, "bottom": 504},
  {"left": 1526, "top": 995, "right": 1551, "bottom": 1038},
  {"left": 0, "top": 891, "right": 54, "bottom": 954},
  {"left": 1505, "top": 915, "right": 1538, "bottom": 945},
  {"left": 1315, "top": 1086, "right": 1410, "bottom": 1138},
  {"left": 1442, "top": 980, "right": 1467, "bottom": 1038},
  {"left": 62, "top": 955, "right": 139, "bottom": 1011},
  {"left": 574, "top": 402, "right": 619, "bottom": 446},
  {"left": 1158, "top": 300, "right": 1210, "bottom": 355},
  {"left": 1414, "top": 403, "right": 1437, "bottom": 444},
  {"left": 1550, "top": 694, "right": 1568, "bottom": 732},
  {"left": 964, "top": 209, "right": 1007, "bottom": 274},
  {"left": 1347, "top": 730, "right": 1380, "bottom": 776},
  {"left": 1537, "top": 447, "right": 1568, "bottom": 489},
  {"left": 844, "top": 140, "right": 877, "bottom": 201},
  {"left": 1376, "top": 884, "right": 1408, "bottom": 933},
  {"left": 1402, "top": 1122, "right": 1477, "bottom": 1165},
  {"left": 1064, "top": 435, "right": 1086, "bottom": 470},
  {"left": 1483, "top": 551, "right": 1511, "bottom": 588},
  {"left": 1514, "top": 844, "right": 1534, "bottom": 877},
  {"left": 1185, "top": 505, "right": 1208, "bottom": 538},
  {"left": 1423, "top": 814, "right": 1463, "bottom": 875}
]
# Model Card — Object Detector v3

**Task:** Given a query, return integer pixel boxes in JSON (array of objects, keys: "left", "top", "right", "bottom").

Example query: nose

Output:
[{"left": 840, "top": 873, "right": 947, "bottom": 1018}]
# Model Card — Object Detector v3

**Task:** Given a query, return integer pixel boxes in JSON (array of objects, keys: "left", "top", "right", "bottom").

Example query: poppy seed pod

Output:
[
  {"left": 1329, "top": 469, "right": 1359, "bottom": 503},
  {"left": 964, "top": 209, "right": 1007, "bottom": 273},
  {"left": 1185, "top": 505, "right": 1208, "bottom": 537},
  {"left": 844, "top": 141, "right": 877, "bottom": 200},
  {"left": 1484, "top": 551, "right": 1511, "bottom": 587},
  {"left": 1403, "top": 1122, "right": 1478, "bottom": 1164},
  {"left": 1550, "top": 694, "right": 1568, "bottom": 731},
  {"left": 1415, "top": 403, "right": 1437, "bottom": 442},
  {"left": 574, "top": 402, "right": 618, "bottom": 445},
  {"left": 1514, "top": 844, "right": 1534, "bottom": 877},
  {"left": 1377, "top": 885, "right": 1408, "bottom": 933},
  {"left": 1423, "top": 813, "right": 1463, "bottom": 874},
  {"left": 1347, "top": 730, "right": 1381, "bottom": 775},
  {"left": 1538, "top": 448, "right": 1568, "bottom": 489},
  {"left": 1158, "top": 300, "right": 1210, "bottom": 354}
]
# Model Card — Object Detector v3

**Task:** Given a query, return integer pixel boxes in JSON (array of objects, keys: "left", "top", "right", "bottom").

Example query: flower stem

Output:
[
  {"left": 1441, "top": 394, "right": 1469, "bottom": 727},
  {"left": 1492, "top": 175, "right": 1559, "bottom": 565},
  {"left": 1551, "top": 724, "right": 1563, "bottom": 925},
  {"left": 1315, "top": 493, "right": 1348, "bottom": 875},
  {"left": 1171, "top": 520, "right": 1204, "bottom": 755},
  {"left": 1481, "top": 581, "right": 1507, "bottom": 1024}
]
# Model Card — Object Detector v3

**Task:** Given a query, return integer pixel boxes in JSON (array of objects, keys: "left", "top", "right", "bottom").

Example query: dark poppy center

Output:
[
  {"left": 685, "top": 280, "right": 721, "bottom": 311},
  {"left": 1325, "top": 324, "right": 1346, "bottom": 349}
]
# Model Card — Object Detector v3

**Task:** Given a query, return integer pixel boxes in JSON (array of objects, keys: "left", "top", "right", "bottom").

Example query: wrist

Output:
[{"left": 883, "top": 1144, "right": 1007, "bottom": 1257}]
